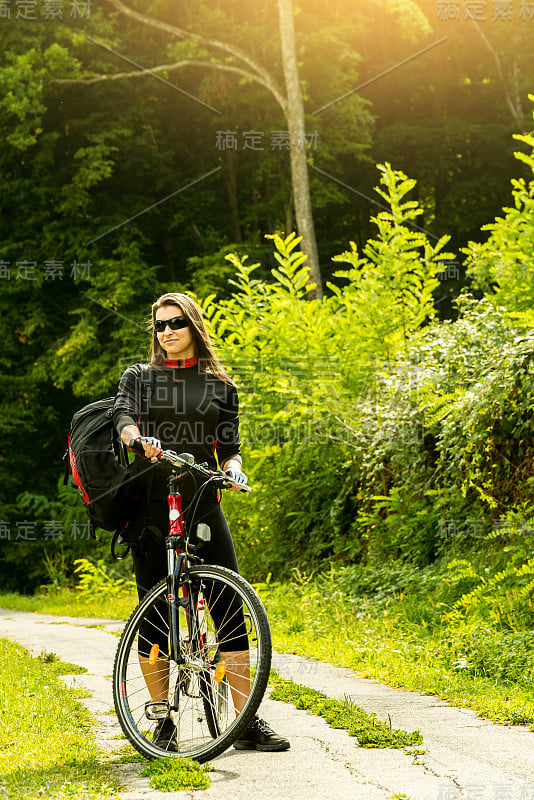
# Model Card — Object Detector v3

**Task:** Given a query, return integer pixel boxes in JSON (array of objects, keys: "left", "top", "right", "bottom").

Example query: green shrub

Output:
[
  {"left": 443, "top": 626, "right": 534, "bottom": 684},
  {"left": 73, "top": 558, "right": 136, "bottom": 601}
]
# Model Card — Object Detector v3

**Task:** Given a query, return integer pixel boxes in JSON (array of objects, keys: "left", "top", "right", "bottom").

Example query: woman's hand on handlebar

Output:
[
  {"left": 224, "top": 466, "right": 248, "bottom": 492},
  {"left": 133, "top": 436, "right": 162, "bottom": 462},
  {"left": 126, "top": 445, "right": 251, "bottom": 491}
]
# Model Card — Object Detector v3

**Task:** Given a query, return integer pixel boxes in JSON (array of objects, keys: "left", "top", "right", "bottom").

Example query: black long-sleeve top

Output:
[{"left": 113, "top": 359, "right": 241, "bottom": 490}]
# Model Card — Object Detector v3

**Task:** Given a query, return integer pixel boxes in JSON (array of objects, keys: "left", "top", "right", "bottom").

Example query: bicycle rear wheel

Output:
[{"left": 113, "top": 564, "right": 271, "bottom": 762}]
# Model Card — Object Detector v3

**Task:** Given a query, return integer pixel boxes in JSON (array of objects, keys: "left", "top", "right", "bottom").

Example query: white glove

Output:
[
  {"left": 140, "top": 436, "right": 162, "bottom": 449},
  {"left": 225, "top": 467, "right": 248, "bottom": 486},
  {"left": 135, "top": 436, "right": 162, "bottom": 462}
]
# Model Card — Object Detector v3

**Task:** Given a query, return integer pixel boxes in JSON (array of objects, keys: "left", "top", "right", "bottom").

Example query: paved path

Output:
[{"left": 1, "top": 608, "right": 533, "bottom": 800}]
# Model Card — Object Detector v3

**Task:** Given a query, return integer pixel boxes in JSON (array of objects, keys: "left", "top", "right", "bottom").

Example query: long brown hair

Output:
[{"left": 149, "top": 292, "right": 235, "bottom": 386}]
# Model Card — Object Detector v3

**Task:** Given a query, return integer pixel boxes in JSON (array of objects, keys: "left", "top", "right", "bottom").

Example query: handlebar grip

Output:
[{"left": 128, "top": 438, "right": 147, "bottom": 457}]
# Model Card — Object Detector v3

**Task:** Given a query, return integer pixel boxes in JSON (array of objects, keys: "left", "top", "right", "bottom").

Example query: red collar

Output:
[{"left": 164, "top": 357, "right": 198, "bottom": 369}]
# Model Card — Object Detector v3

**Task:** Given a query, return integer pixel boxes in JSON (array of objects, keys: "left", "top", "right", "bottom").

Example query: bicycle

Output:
[{"left": 112, "top": 440, "right": 272, "bottom": 762}]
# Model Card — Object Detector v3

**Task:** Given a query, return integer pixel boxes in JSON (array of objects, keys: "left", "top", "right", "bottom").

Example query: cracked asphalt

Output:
[{"left": 1, "top": 607, "right": 533, "bottom": 800}]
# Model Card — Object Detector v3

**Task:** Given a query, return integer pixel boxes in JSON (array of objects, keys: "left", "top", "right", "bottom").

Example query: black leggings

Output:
[{"left": 132, "top": 499, "right": 250, "bottom": 655}]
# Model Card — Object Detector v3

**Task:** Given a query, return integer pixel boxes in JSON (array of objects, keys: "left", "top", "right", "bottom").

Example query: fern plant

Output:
[
  {"left": 330, "top": 162, "right": 454, "bottom": 362},
  {"left": 464, "top": 111, "right": 534, "bottom": 325}
]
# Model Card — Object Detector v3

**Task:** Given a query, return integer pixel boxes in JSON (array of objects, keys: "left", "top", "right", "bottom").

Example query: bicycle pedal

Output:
[{"left": 144, "top": 700, "right": 170, "bottom": 721}]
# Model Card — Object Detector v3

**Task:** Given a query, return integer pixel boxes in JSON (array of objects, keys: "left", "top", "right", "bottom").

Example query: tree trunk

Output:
[
  {"left": 222, "top": 148, "right": 242, "bottom": 243},
  {"left": 472, "top": 22, "right": 525, "bottom": 128},
  {"left": 277, "top": 0, "right": 323, "bottom": 298}
]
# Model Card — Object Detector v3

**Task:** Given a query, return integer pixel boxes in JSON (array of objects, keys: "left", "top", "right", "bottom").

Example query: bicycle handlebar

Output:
[{"left": 128, "top": 438, "right": 252, "bottom": 492}]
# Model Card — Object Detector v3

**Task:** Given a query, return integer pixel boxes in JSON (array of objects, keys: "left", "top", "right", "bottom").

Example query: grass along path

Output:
[
  {"left": 1, "top": 560, "right": 533, "bottom": 734},
  {"left": 259, "top": 577, "right": 534, "bottom": 731},
  {"left": 0, "top": 589, "right": 135, "bottom": 621},
  {"left": 269, "top": 670, "right": 423, "bottom": 747},
  {"left": 0, "top": 638, "right": 118, "bottom": 800},
  {"left": 0, "top": 634, "right": 215, "bottom": 796},
  {"left": 2, "top": 605, "right": 533, "bottom": 800}
]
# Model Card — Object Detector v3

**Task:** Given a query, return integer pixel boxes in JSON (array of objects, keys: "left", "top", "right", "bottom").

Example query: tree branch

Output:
[
  {"left": 49, "top": 57, "right": 286, "bottom": 111},
  {"left": 511, "top": 59, "right": 524, "bottom": 123},
  {"left": 471, "top": 20, "right": 523, "bottom": 126},
  {"left": 103, "top": 0, "right": 287, "bottom": 113}
]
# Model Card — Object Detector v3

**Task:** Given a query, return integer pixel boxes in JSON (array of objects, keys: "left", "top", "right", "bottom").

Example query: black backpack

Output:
[{"left": 63, "top": 364, "right": 153, "bottom": 549}]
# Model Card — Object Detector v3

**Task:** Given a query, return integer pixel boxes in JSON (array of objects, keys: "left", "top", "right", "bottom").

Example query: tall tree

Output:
[
  {"left": 55, "top": 0, "right": 324, "bottom": 296},
  {"left": 277, "top": 0, "right": 320, "bottom": 295},
  {"left": 39, "top": 1, "right": 435, "bottom": 295}
]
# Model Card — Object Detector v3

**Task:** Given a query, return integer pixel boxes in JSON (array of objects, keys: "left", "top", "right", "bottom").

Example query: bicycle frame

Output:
[{"left": 165, "top": 472, "right": 189, "bottom": 666}]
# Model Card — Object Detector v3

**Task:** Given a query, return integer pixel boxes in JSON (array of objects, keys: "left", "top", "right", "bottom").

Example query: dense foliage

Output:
[
  {"left": 214, "top": 144, "right": 534, "bottom": 589},
  {"left": 1, "top": 3, "right": 534, "bottom": 618},
  {"left": 4, "top": 128, "right": 534, "bottom": 593}
]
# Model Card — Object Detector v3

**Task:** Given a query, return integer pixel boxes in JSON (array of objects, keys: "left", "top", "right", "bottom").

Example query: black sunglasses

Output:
[{"left": 154, "top": 316, "right": 190, "bottom": 333}]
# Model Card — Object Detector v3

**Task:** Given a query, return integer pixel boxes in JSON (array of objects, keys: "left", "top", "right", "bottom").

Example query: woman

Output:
[{"left": 113, "top": 292, "right": 289, "bottom": 752}]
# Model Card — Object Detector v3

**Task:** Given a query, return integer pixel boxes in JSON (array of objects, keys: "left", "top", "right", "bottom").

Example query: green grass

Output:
[
  {"left": 0, "top": 638, "right": 118, "bottom": 799},
  {"left": 3, "top": 556, "right": 534, "bottom": 736},
  {"left": 0, "top": 588, "right": 136, "bottom": 620},
  {"left": 36, "top": 649, "right": 88, "bottom": 676},
  {"left": 269, "top": 670, "right": 422, "bottom": 747},
  {"left": 257, "top": 575, "right": 534, "bottom": 731},
  {"left": 140, "top": 758, "right": 213, "bottom": 791}
]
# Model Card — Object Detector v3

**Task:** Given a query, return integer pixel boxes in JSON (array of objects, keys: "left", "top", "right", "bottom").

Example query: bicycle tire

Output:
[{"left": 113, "top": 564, "right": 271, "bottom": 762}]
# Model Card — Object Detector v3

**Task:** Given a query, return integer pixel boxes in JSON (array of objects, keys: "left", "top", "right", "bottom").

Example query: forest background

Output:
[{"left": 1, "top": 0, "right": 534, "bottom": 685}]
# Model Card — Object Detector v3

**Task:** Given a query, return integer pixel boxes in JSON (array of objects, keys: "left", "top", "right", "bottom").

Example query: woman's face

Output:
[{"left": 155, "top": 304, "right": 196, "bottom": 361}]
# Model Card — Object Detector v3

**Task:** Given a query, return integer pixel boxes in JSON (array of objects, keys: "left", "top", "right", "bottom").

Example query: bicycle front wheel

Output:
[{"left": 113, "top": 564, "right": 271, "bottom": 762}]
